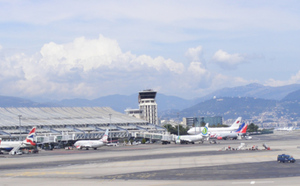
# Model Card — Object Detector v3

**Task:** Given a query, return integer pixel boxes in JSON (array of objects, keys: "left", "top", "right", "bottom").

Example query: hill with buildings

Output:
[
  {"left": 281, "top": 89, "right": 300, "bottom": 102},
  {"left": 160, "top": 97, "right": 277, "bottom": 120},
  {"left": 193, "top": 83, "right": 300, "bottom": 103},
  {"left": 0, "top": 83, "right": 299, "bottom": 128}
]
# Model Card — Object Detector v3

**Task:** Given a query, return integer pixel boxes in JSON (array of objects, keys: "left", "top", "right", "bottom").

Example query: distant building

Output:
[
  {"left": 183, "top": 117, "right": 199, "bottom": 128},
  {"left": 138, "top": 89, "right": 158, "bottom": 125},
  {"left": 124, "top": 108, "right": 143, "bottom": 119},
  {"left": 200, "top": 116, "right": 223, "bottom": 126},
  {"left": 183, "top": 116, "right": 223, "bottom": 127}
]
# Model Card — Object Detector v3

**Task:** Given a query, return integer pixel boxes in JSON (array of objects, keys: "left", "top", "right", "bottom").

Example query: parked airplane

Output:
[
  {"left": 74, "top": 129, "right": 109, "bottom": 150},
  {"left": 274, "top": 127, "right": 295, "bottom": 131},
  {"left": 177, "top": 124, "right": 209, "bottom": 144},
  {"left": 0, "top": 127, "right": 36, "bottom": 152},
  {"left": 187, "top": 117, "right": 242, "bottom": 135},
  {"left": 210, "top": 122, "right": 245, "bottom": 138},
  {"left": 212, "top": 123, "right": 248, "bottom": 140}
]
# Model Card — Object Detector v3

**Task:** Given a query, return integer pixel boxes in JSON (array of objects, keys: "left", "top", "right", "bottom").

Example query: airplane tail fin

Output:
[
  {"left": 238, "top": 123, "right": 248, "bottom": 134},
  {"left": 201, "top": 125, "right": 209, "bottom": 136},
  {"left": 24, "top": 127, "right": 36, "bottom": 146},
  {"left": 235, "top": 123, "right": 245, "bottom": 132},
  {"left": 100, "top": 129, "right": 109, "bottom": 143},
  {"left": 229, "top": 117, "right": 242, "bottom": 129}
]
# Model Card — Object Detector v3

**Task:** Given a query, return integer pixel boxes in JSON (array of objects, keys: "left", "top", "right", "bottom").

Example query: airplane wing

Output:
[
  {"left": 178, "top": 139, "right": 194, "bottom": 144},
  {"left": 178, "top": 137, "right": 193, "bottom": 143}
]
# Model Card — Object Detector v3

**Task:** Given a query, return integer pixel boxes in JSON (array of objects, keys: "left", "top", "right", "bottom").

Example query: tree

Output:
[
  {"left": 179, "top": 125, "right": 189, "bottom": 135},
  {"left": 247, "top": 123, "right": 259, "bottom": 132},
  {"left": 163, "top": 124, "right": 189, "bottom": 135},
  {"left": 141, "top": 138, "right": 146, "bottom": 144},
  {"left": 163, "top": 124, "right": 177, "bottom": 134},
  {"left": 200, "top": 121, "right": 206, "bottom": 127}
]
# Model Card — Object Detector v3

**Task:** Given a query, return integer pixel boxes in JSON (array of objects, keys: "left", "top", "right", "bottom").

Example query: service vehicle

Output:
[{"left": 277, "top": 154, "right": 296, "bottom": 163}]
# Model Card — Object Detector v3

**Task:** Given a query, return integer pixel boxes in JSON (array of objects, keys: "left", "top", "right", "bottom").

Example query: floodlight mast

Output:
[
  {"left": 177, "top": 113, "right": 179, "bottom": 136},
  {"left": 109, "top": 114, "right": 112, "bottom": 144},
  {"left": 18, "top": 115, "right": 22, "bottom": 141}
]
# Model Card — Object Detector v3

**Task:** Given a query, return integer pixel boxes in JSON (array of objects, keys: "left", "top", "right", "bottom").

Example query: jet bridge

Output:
[
  {"left": 66, "top": 126, "right": 85, "bottom": 133},
  {"left": 109, "top": 124, "right": 128, "bottom": 132},
  {"left": 147, "top": 124, "right": 167, "bottom": 131},
  {"left": 132, "top": 132, "right": 174, "bottom": 143},
  {"left": 42, "top": 126, "right": 62, "bottom": 134},
  {"left": 0, "top": 130, "right": 11, "bottom": 136},
  {"left": 87, "top": 125, "right": 106, "bottom": 132},
  {"left": 129, "top": 124, "right": 148, "bottom": 131}
]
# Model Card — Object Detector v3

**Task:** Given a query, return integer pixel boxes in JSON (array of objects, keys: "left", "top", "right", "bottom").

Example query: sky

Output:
[{"left": 0, "top": 0, "right": 300, "bottom": 101}]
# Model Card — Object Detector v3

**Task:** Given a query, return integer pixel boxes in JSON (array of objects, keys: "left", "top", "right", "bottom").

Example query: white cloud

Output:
[
  {"left": 0, "top": 34, "right": 258, "bottom": 100},
  {"left": 37, "top": 35, "right": 185, "bottom": 74},
  {"left": 185, "top": 46, "right": 203, "bottom": 62},
  {"left": 1, "top": 1, "right": 299, "bottom": 31},
  {"left": 0, "top": 35, "right": 189, "bottom": 99},
  {"left": 188, "top": 62, "right": 207, "bottom": 76},
  {"left": 290, "top": 70, "right": 300, "bottom": 83},
  {"left": 212, "top": 49, "right": 245, "bottom": 70},
  {"left": 39, "top": 35, "right": 122, "bottom": 71},
  {"left": 1, "top": 1, "right": 299, "bottom": 100},
  {"left": 265, "top": 70, "right": 300, "bottom": 87}
]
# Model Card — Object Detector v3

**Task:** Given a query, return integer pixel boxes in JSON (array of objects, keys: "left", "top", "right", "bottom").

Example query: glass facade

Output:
[{"left": 183, "top": 116, "right": 223, "bottom": 127}]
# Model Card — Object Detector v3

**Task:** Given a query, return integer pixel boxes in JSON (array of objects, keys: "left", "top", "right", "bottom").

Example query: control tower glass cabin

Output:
[{"left": 138, "top": 89, "right": 158, "bottom": 125}]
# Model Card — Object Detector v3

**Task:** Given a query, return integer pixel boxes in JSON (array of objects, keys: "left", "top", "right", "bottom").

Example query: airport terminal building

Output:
[{"left": 0, "top": 107, "right": 166, "bottom": 143}]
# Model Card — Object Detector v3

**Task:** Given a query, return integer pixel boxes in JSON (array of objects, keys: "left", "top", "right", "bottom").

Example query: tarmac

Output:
[{"left": 1, "top": 131, "right": 300, "bottom": 185}]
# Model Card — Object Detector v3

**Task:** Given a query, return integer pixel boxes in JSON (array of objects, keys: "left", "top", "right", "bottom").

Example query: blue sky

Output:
[{"left": 0, "top": 0, "right": 299, "bottom": 100}]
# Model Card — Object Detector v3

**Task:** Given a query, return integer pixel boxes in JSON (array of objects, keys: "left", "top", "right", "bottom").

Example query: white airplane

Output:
[
  {"left": 187, "top": 117, "right": 242, "bottom": 135},
  {"left": 274, "top": 127, "right": 295, "bottom": 131},
  {"left": 74, "top": 129, "right": 109, "bottom": 150},
  {"left": 211, "top": 123, "right": 248, "bottom": 140},
  {"left": 177, "top": 124, "right": 209, "bottom": 144},
  {"left": 0, "top": 127, "right": 36, "bottom": 152}
]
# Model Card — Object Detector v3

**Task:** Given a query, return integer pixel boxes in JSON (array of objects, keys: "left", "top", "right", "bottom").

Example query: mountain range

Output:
[
  {"left": 1, "top": 83, "right": 300, "bottom": 121},
  {"left": 194, "top": 83, "right": 300, "bottom": 102}
]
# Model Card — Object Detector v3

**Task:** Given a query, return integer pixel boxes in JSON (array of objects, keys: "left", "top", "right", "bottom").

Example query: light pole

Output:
[
  {"left": 177, "top": 112, "right": 179, "bottom": 136},
  {"left": 109, "top": 114, "right": 112, "bottom": 144},
  {"left": 18, "top": 115, "right": 22, "bottom": 141}
]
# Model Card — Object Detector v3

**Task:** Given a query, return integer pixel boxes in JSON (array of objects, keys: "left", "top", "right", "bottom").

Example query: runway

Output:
[{"left": 1, "top": 131, "right": 300, "bottom": 185}]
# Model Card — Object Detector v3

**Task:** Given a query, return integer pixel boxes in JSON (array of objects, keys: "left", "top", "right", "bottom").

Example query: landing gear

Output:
[{"left": 210, "top": 140, "right": 216, "bottom": 144}]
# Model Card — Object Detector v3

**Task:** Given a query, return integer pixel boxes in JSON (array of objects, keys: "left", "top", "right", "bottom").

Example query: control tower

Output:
[{"left": 138, "top": 89, "right": 158, "bottom": 125}]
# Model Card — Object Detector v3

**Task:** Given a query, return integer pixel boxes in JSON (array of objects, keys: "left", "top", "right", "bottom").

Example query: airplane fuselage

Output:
[
  {"left": 0, "top": 141, "right": 32, "bottom": 152},
  {"left": 74, "top": 129, "right": 109, "bottom": 150},
  {"left": 212, "top": 131, "right": 239, "bottom": 140},
  {"left": 188, "top": 127, "right": 239, "bottom": 135},
  {"left": 188, "top": 117, "right": 242, "bottom": 135},
  {"left": 178, "top": 134, "right": 203, "bottom": 144},
  {"left": 74, "top": 140, "right": 105, "bottom": 149}
]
